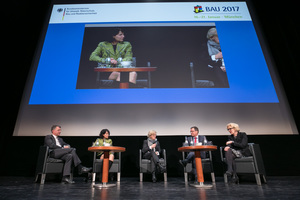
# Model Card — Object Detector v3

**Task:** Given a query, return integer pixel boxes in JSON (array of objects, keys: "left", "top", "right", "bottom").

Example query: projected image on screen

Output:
[
  {"left": 76, "top": 25, "right": 229, "bottom": 89},
  {"left": 12, "top": 1, "right": 298, "bottom": 136}
]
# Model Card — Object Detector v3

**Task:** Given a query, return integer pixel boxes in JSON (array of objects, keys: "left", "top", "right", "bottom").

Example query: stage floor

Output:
[{"left": 0, "top": 176, "right": 299, "bottom": 199}]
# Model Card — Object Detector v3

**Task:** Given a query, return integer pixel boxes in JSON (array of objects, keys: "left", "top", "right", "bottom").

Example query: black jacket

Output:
[
  {"left": 142, "top": 140, "right": 162, "bottom": 158},
  {"left": 44, "top": 135, "right": 69, "bottom": 150},
  {"left": 228, "top": 132, "right": 252, "bottom": 156}
]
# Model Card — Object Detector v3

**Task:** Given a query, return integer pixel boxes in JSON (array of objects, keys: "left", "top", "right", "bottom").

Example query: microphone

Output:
[{"left": 152, "top": 139, "right": 157, "bottom": 152}]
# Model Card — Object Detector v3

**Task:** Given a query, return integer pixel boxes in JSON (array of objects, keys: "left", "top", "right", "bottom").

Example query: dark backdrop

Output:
[
  {"left": 2, "top": 0, "right": 300, "bottom": 178},
  {"left": 1, "top": 135, "right": 299, "bottom": 177}
]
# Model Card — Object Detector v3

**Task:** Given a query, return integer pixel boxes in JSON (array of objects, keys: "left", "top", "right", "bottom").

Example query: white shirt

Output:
[
  {"left": 52, "top": 134, "right": 62, "bottom": 147},
  {"left": 211, "top": 55, "right": 225, "bottom": 68}
]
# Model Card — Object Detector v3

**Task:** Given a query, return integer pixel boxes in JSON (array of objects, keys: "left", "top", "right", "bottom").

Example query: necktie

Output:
[{"left": 194, "top": 137, "right": 197, "bottom": 145}]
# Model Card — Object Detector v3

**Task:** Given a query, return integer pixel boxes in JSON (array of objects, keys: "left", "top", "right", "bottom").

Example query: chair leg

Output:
[
  {"left": 117, "top": 172, "right": 121, "bottom": 182},
  {"left": 255, "top": 174, "right": 262, "bottom": 186},
  {"left": 139, "top": 173, "right": 143, "bottom": 182},
  {"left": 224, "top": 173, "right": 228, "bottom": 183},
  {"left": 92, "top": 173, "right": 96, "bottom": 182},
  {"left": 184, "top": 172, "right": 188, "bottom": 183},
  {"left": 164, "top": 173, "right": 167, "bottom": 182},
  {"left": 262, "top": 175, "right": 267, "bottom": 183},
  {"left": 211, "top": 172, "right": 216, "bottom": 183},
  {"left": 35, "top": 174, "right": 39, "bottom": 183},
  {"left": 41, "top": 174, "right": 46, "bottom": 184}
]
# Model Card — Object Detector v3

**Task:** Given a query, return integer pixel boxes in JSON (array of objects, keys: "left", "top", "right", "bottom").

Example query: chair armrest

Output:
[
  {"left": 139, "top": 149, "right": 142, "bottom": 172},
  {"left": 117, "top": 152, "right": 121, "bottom": 171},
  {"left": 93, "top": 152, "right": 97, "bottom": 161},
  {"left": 220, "top": 146, "right": 226, "bottom": 161},
  {"left": 208, "top": 151, "right": 213, "bottom": 161},
  {"left": 35, "top": 146, "right": 49, "bottom": 174},
  {"left": 162, "top": 149, "right": 167, "bottom": 166},
  {"left": 249, "top": 143, "right": 266, "bottom": 175}
]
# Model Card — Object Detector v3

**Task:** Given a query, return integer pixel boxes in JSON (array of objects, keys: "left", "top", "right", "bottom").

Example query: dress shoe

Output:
[
  {"left": 225, "top": 171, "right": 233, "bottom": 176},
  {"left": 231, "top": 174, "right": 239, "bottom": 184},
  {"left": 157, "top": 163, "right": 166, "bottom": 173},
  {"left": 62, "top": 177, "right": 75, "bottom": 184},
  {"left": 179, "top": 160, "right": 187, "bottom": 167},
  {"left": 78, "top": 166, "right": 92, "bottom": 175}
]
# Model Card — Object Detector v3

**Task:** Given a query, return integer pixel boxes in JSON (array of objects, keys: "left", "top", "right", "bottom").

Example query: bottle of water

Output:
[
  {"left": 183, "top": 136, "right": 188, "bottom": 146},
  {"left": 117, "top": 57, "right": 122, "bottom": 68},
  {"left": 106, "top": 58, "right": 111, "bottom": 68},
  {"left": 204, "top": 138, "right": 207, "bottom": 145},
  {"left": 190, "top": 138, "right": 194, "bottom": 146}
]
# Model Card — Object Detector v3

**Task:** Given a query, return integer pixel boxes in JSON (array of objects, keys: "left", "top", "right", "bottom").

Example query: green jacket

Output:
[
  {"left": 93, "top": 138, "right": 113, "bottom": 156},
  {"left": 89, "top": 41, "right": 133, "bottom": 63}
]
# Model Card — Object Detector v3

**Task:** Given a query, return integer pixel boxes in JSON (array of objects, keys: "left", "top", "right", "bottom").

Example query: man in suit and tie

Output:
[
  {"left": 179, "top": 126, "right": 208, "bottom": 180},
  {"left": 44, "top": 125, "right": 92, "bottom": 184}
]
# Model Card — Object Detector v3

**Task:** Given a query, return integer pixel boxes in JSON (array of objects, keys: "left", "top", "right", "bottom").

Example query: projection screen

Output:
[{"left": 13, "top": 0, "right": 298, "bottom": 136}]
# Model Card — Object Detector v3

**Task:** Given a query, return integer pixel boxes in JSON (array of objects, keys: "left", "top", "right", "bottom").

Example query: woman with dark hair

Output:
[
  {"left": 89, "top": 28, "right": 137, "bottom": 86},
  {"left": 93, "top": 129, "right": 114, "bottom": 170}
]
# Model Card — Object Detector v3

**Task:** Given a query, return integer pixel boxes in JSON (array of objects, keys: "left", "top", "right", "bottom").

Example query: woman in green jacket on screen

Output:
[{"left": 89, "top": 28, "right": 137, "bottom": 85}]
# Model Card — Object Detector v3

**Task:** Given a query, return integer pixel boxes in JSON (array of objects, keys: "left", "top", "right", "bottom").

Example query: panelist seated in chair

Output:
[
  {"left": 223, "top": 123, "right": 252, "bottom": 184},
  {"left": 44, "top": 125, "right": 92, "bottom": 184},
  {"left": 206, "top": 27, "right": 229, "bottom": 88},
  {"left": 89, "top": 28, "right": 137, "bottom": 86},
  {"left": 179, "top": 126, "right": 208, "bottom": 180},
  {"left": 92, "top": 129, "right": 114, "bottom": 171},
  {"left": 142, "top": 130, "right": 166, "bottom": 182}
]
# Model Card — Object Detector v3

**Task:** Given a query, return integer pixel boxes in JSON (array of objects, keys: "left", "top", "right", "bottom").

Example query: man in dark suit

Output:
[
  {"left": 44, "top": 125, "right": 92, "bottom": 184},
  {"left": 179, "top": 126, "right": 208, "bottom": 179}
]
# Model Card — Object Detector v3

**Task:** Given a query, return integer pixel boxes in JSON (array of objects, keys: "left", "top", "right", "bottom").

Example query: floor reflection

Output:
[{"left": 2, "top": 177, "right": 300, "bottom": 200}]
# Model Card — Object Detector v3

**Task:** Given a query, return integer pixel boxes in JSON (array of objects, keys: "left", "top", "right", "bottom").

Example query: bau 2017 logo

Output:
[
  {"left": 194, "top": 5, "right": 204, "bottom": 13},
  {"left": 194, "top": 5, "right": 240, "bottom": 13}
]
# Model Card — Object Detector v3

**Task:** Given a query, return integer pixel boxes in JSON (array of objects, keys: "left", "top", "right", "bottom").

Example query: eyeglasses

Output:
[{"left": 227, "top": 128, "right": 233, "bottom": 131}]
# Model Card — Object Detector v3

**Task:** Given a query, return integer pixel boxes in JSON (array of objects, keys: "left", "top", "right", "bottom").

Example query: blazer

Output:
[
  {"left": 187, "top": 135, "right": 207, "bottom": 146},
  {"left": 187, "top": 135, "right": 207, "bottom": 158},
  {"left": 93, "top": 138, "right": 113, "bottom": 156},
  {"left": 89, "top": 41, "right": 133, "bottom": 63},
  {"left": 141, "top": 140, "right": 162, "bottom": 157},
  {"left": 93, "top": 138, "right": 113, "bottom": 146},
  {"left": 227, "top": 132, "right": 252, "bottom": 156},
  {"left": 44, "top": 135, "right": 68, "bottom": 150}
]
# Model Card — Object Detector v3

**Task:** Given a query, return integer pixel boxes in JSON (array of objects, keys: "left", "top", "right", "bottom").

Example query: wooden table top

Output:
[
  {"left": 94, "top": 67, "right": 157, "bottom": 72},
  {"left": 178, "top": 145, "right": 217, "bottom": 152},
  {"left": 88, "top": 146, "right": 126, "bottom": 152}
]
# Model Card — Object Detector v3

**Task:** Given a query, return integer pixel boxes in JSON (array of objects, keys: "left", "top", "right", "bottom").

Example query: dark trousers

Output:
[
  {"left": 143, "top": 150, "right": 160, "bottom": 173},
  {"left": 50, "top": 148, "right": 81, "bottom": 176},
  {"left": 211, "top": 64, "right": 229, "bottom": 88},
  {"left": 185, "top": 151, "right": 206, "bottom": 175},
  {"left": 225, "top": 148, "right": 237, "bottom": 174}
]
